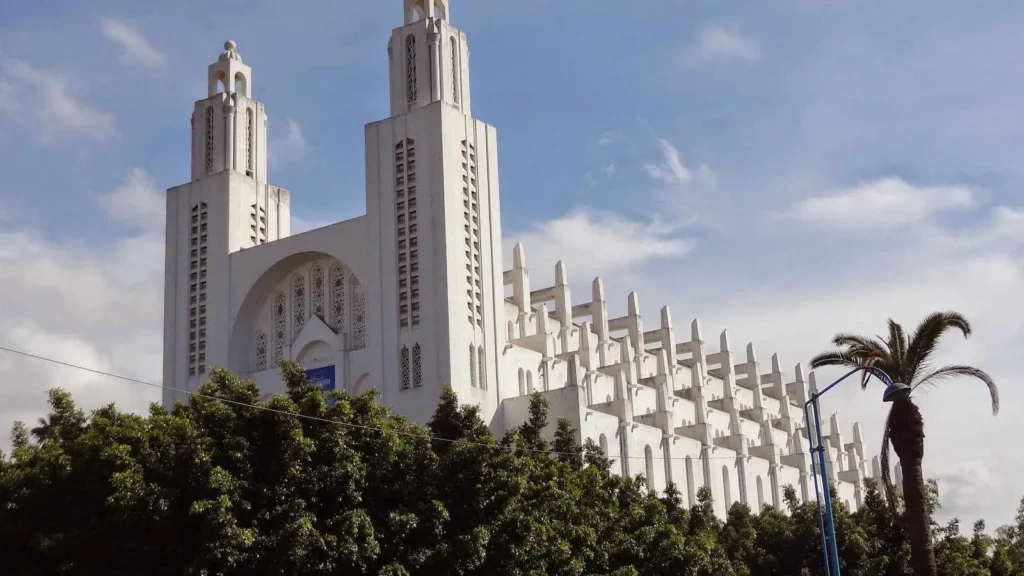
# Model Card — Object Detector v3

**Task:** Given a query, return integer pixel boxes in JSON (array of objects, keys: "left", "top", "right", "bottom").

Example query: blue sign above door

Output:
[{"left": 305, "top": 365, "right": 336, "bottom": 393}]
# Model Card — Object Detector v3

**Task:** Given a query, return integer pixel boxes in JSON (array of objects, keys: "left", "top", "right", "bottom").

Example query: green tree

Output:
[{"left": 810, "top": 311, "right": 999, "bottom": 576}]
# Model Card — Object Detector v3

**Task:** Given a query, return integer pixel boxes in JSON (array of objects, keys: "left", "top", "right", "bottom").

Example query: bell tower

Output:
[
  {"left": 162, "top": 41, "right": 290, "bottom": 408},
  {"left": 365, "top": 0, "right": 505, "bottom": 426}
]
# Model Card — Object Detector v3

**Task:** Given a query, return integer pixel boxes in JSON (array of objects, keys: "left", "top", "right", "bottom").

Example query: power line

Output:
[{"left": 0, "top": 344, "right": 820, "bottom": 463}]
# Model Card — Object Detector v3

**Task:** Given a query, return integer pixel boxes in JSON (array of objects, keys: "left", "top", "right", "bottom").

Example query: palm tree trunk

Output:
[{"left": 900, "top": 456, "right": 937, "bottom": 576}]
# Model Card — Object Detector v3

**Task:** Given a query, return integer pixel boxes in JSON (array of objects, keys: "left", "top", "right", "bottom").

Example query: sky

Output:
[{"left": 1, "top": 0, "right": 1022, "bottom": 528}]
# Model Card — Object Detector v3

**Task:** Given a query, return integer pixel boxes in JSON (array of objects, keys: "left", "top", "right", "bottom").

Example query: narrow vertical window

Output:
[
  {"left": 246, "top": 107, "right": 254, "bottom": 175},
  {"left": 311, "top": 265, "right": 326, "bottom": 322},
  {"left": 405, "top": 35, "right": 418, "bottom": 105},
  {"left": 330, "top": 264, "right": 346, "bottom": 332},
  {"left": 685, "top": 457, "right": 696, "bottom": 507},
  {"left": 469, "top": 344, "right": 477, "bottom": 388},
  {"left": 254, "top": 331, "right": 268, "bottom": 371},
  {"left": 478, "top": 346, "right": 486, "bottom": 390},
  {"left": 412, "top": 343, "right": 422, "bottom": 387},
  {"left": 352, "top": 276, "right": 367, "bottom": 350},
  {"left": 518, "top": 368, "right": 525, "bottom": 396},
  {"left": 272, "top": 290, "right": 287, "bottom": 365},
  {"left": 450, "top": 37, "right": 459, "bottom": 104},
  {"left": 401, "top": 345, "right": 411, "bottom": 390},
  {"left": 292, "top": 273, "right": 307, "bottom": 342},
  {"left": 722, "top": 466, "right": 732, "bottom": 507},
  {"left": 205, "top": 107, "right": 215, "bottom": 173},
  {"left": 756, "top": 476, "right": 765, "bottom": 512},
  {"left": 644, "top": 445, "right": 655, "bottom": 491}
]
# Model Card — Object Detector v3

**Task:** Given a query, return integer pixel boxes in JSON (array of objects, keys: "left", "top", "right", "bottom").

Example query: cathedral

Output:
[{"left": 161, "top": 0, "right": 878, "bottom": 519}]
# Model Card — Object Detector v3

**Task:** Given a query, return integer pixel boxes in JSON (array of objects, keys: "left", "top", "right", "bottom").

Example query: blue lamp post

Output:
[{"left": 803, "top": 366, "right": 910, "bottom": 576}]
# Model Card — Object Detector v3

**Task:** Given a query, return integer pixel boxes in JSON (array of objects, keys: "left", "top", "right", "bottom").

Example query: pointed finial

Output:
[
  {"left": 794, "top": 362, "right": 805, "bottom": 382},
  {"left": 691, "top": 318, "right": 703, "bottom": 341},
  {"left": 719, "top": 329, "right": 731, "bottom": 352},
  {"left": 592, "top": 277, "right": 605, "bottom": 300},
  {"left": 513, "top": 242, "right": 527, "bottom": 268},
  {"left": 555, "top": 260, "right": 568, "bottom": 285},
  {"left": 746, "top": 342, "right": 757, "bottom": 364},
  {"left": 628, "top": 291, "right": 640, "bottom": 316},
  {"left": 660, "top": 305, "right": 672, "bottom": 329},
  {"left": 853, "top": 422, "right": 863, "bottom": 443},
  {"left": 808, "top": 371, "right": 819, "bottom": 393},
  {"left": 771, "top": 353, "right": 781, "bottom": 373},
  {"left": 830, "top": 413, "right": 841, "bottom": 435}
]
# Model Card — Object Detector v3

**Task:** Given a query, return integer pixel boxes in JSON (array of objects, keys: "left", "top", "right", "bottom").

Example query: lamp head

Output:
[{"left": 882, "top": 381, "right": 911, "bottom": 402}]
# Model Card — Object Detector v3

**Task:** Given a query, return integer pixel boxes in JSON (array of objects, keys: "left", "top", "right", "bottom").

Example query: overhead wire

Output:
[{"left": 0, "top": 345, "right": 822, "bottom": 463}]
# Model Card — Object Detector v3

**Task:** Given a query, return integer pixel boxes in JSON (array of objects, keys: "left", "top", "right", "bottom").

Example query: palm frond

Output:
[
  {"left": 879, "top": 408, "right": 898, "bottom": 514},
  {"left": 913, "top": 364, "right": 999, "bottom": 415},
  {"left": 906, "top": 311, "right": 972, "bottom": 378},
  {"left": 808, "top": 350, "right": 858, "bottom": 369},
  {"left": 886, "top": 319, "right": 908, "bottom": 381}
]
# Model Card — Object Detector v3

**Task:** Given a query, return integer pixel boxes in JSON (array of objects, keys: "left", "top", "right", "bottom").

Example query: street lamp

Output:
[{"left": 803, "top": 365, "right": 902, "bottom": 576}]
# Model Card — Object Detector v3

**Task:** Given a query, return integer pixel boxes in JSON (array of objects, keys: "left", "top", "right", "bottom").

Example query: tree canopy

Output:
[{"left": 1, "top": 361, "right": 1020, "bottom": 575}]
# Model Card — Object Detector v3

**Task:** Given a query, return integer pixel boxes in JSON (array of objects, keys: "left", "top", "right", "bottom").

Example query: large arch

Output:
[{"left": 229, "top": 250, "right": 365, "bottom": 373}]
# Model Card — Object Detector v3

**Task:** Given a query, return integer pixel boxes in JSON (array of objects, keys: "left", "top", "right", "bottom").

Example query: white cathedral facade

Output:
[{"left": 162, "top": 0, "right": 880, "bottom": 519}]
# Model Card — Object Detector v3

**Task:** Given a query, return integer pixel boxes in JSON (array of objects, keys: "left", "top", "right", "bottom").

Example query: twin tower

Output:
[{"left": 162, "top": 0, "right": 507, "bottom": 425}]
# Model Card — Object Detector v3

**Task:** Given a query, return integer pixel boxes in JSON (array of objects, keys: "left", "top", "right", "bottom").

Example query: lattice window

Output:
[
  {"left": 405, "top": 35, "right": 418, "bottom": 104},
  {"left": 311, "top": 265, "right": 326, "bottom": 322},
  {"left": 413, "top": 343, "right": 422, "bottom": 387},
  {"left": 255, "top": 331, "right": 268, "bottom": 371},
  {"left": 205, "top": 107, "right": 215, "bottom": 173},
  {"left": 352, "top": 276, "right": 367, "bottom": 350},
  {"left": 292, "top": 273, "right": 307, "bottom": 342},
  {"left": 246, "top": 108, "right": 254, "bottom": 174},
  {"left": 451, "top": 37, "right": 459, "bottom": 104},
  {"left": 330, "top": 264, "right": 346, "bottom": 332},
  {"left": 469, "top": 344, "right": 477, "bottom": 388},
  {"left": 188, "top": 204, "right": 200, "bottom": 376},
  {"left": 401, "top": 346, "right": 410, "bottom": 390},
  {"left": 462, "top": 140, "right": 482, "bottom": 327},
  {"left": 396, "top": 138, "right": 418, "bottom": 330},
  {"left": 478, "top": 346, "right": 486, "bottom": 390},
  {"left": 272, "top": 290, "right": 286, "bottom": 365}
]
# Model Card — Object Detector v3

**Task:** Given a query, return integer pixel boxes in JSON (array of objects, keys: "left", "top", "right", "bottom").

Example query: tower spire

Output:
[
  {"left": 405, "top": 0, "right": 450, "bottom": 24},
  {"left": 390, "top": 0, "right": 469, "bottom": 117}
]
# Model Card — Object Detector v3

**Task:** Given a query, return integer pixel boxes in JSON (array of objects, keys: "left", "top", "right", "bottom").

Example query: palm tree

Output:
[
  {"left": 810, "top": 311, "right": 998, "bottom": 576},
  {"left": 30, "top": 414, "right": 55, "bottom": 442}
]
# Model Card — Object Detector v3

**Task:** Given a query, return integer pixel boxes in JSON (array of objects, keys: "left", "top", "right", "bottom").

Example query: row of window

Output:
[
  {"left": 188, "top": 203, "right": 210, "bottom": 376},
  {"left": 462, "top": 140, "right": 483, "bottom": 328},
  {"left": 255, "top": 263, "right": 366, "bottom": 372},
  {"left": 249, "top": 203, "right": 266, "bottom": 245},
  {"left": 202, "top": 104, "right": 256, "bottom": 177},
  {"left": 403, "top": 33, "right": 461, "bottom": 108},
  {"left": 396, "top": 139, "right": 421, "bottom": 330}
]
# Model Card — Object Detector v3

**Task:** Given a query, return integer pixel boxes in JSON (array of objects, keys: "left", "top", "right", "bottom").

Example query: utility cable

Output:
[{"left": 0, "top": 345, "right": 828, "bottom": 463}]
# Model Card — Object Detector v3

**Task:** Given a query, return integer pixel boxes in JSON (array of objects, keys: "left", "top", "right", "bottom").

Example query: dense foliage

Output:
[{"left": 1, "top": 361, "right": 1020, "bottom": 575}]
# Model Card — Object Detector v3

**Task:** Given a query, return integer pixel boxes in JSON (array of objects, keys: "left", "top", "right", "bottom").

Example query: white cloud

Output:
[
  {"left": 0, "top": 57, "right": 116, "bottom": 143},
  {"left": 784, "top": 177, "right": 977, "bottom": 229},
  {"left": 0, "top": 167, "right": 167, "bottom": 454},
  {"left": 96, "top": 168, "right": 165, "bottom": 230},
  {"left": 645, "top": 139, "right": 692, "bottom": 185},
  {"left": 100, "top": 18, "right": 167, "bottom": 72},
  {"left": 691, "top": 23, "right": 762, "bottom": 65},
  {"left": 506, "top": 208, "right": 692, "bottom": 285},
  {"left": 270, "top": 118, "right": 309, "bottom": 166}
]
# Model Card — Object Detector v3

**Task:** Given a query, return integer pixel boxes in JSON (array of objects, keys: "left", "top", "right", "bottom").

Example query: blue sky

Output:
[{"left": 2, "top": 0, "right": 1024, "bottom": 527}]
